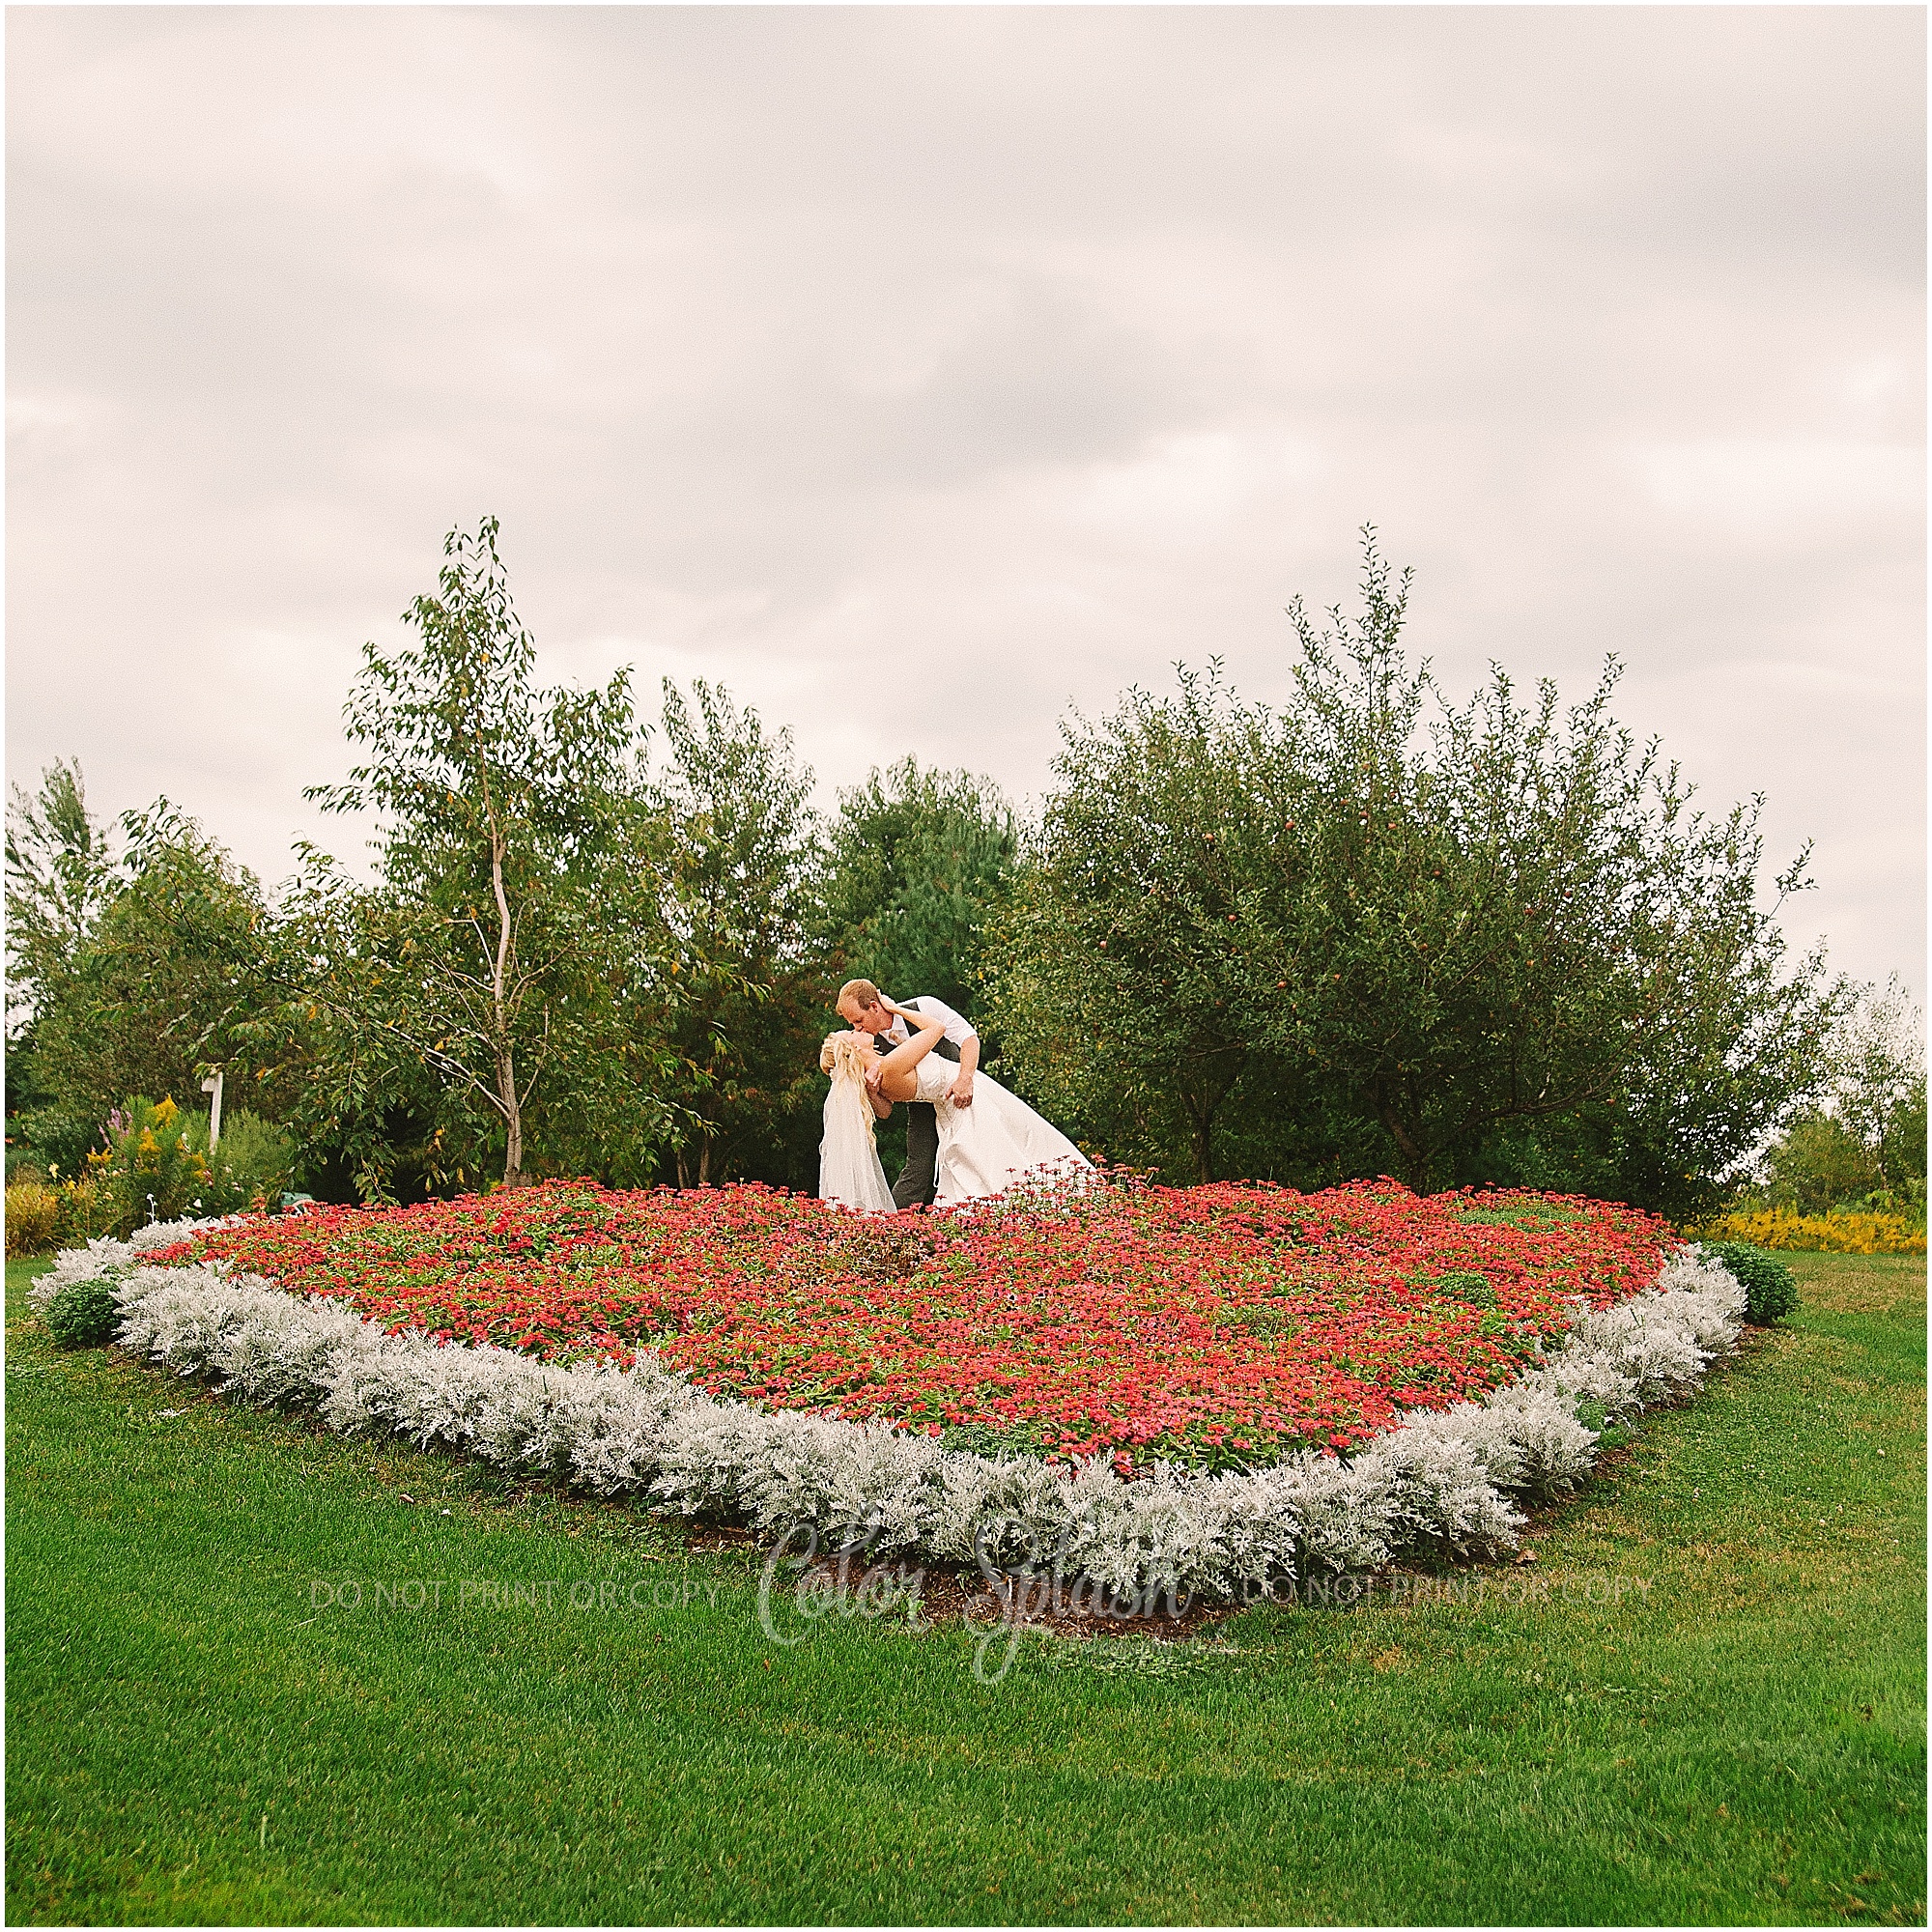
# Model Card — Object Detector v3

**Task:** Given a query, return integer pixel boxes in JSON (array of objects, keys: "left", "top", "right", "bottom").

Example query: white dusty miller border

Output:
[{"left": 32, "top": 1220, "right": 1748, "bottom": 1603}]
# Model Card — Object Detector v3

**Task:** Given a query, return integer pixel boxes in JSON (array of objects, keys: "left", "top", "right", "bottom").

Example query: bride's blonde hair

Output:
[{"left": 820, "top": 1030, "right": 879, "bottom": 1083}]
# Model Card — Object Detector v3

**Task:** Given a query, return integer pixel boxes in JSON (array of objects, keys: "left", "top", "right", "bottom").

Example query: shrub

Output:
[
  {"left": 50, "top": 1178, "right": 110, "bottom": 1250},
  {"left": 43, "top": 1274, "right": 121, "bottom": 1349},
  {"left": 9, "top": 1099, "right": 110, "bottom": 1181},
  {"left": 4, "top": 1180, "right": 59, "bottom": 1258},
  {"left": 86, "top": 1096, "right": 212, "bottom": 1237},
  {"left": 1763, "top": 1110, "right": 1881, "bottom": 1214},
  {"left": 1698, "top": 1240, "right": 1799, "bottom": 1323},
  {"left": 181, "top": 1109, "right": 295, "bottom": 1217}
]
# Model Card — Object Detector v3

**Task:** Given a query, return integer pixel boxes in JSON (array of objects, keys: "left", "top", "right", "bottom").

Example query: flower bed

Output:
[
  {"left": 147, "top": 1177, "right": 1672, "bottom": 1473},
  {"left": 36, "top": 1218, "right": 1747, "bottom": 1603}
]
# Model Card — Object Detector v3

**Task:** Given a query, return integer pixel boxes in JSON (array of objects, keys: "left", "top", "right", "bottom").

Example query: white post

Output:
[{"left": 200, "top": 1068, "right": 225, "bottom": 1152}]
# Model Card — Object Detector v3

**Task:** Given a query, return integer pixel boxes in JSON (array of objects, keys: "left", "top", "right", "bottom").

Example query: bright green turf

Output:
[{"left": 7, "top": 1251, "right": 1924, "bottom": 1925}]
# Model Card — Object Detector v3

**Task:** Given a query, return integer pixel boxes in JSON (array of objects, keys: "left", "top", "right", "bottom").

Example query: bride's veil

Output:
[{"left": 818, "top": 1032, "right": 896, "bottom": 1212}]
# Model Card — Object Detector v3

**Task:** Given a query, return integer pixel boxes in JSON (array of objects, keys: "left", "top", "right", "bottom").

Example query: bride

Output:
[{"left": 819, "top": 998, "right": 1091, "bottom": 1211}]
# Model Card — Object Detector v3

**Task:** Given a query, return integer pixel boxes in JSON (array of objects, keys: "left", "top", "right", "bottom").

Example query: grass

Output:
[{"left": 6, "top": 1251, "right": 1924, "bottom": 1925}]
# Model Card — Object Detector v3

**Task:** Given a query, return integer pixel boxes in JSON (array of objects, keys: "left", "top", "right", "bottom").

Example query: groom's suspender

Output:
[{"left": 900, "top": 1002, "right": 962, "bottom": 1065}]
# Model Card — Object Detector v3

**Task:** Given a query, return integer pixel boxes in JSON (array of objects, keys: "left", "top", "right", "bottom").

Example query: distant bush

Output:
[
  {"left": 8, "top": 1099, "right": 110, "bottom": 1184},
  {"left": 1695, "top": 1207, "right": 1924, "bottom": 1257},
  {"left": 49, "top": 1178, "right": 110, "bottom": 1250},
  {"left": 1697, "top": 1239, "right": 1799, "bottom": 1323},
  {"left": 43, "top": 1274, "right": 121, "bottom": 1349},
  {"left": 4, "top": 1180, "right": 58, "bottom": 1258},
  {"left": 86, "top": 1096, "right": 212, "bottom": 1237},
  {"left": 181, "top": 1110, "right": 295, "bottom": 1217}
]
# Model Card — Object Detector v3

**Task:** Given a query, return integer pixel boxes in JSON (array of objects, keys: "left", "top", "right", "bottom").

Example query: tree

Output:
[
  {"left": 5, "top": 758, "right": 118, "bottom": 1039},
  {"left": 982, "top": 664, "right": 1264, "bottom": 1181},
  {"left": 292, "top": 515, "right": 679, "bottom": 1194},
  {"left": 985, "top": 531, "right": 1846, "bottom": 1213},
  {"left": 1238, "top": 543, "right": 1845, "bottom": 1213},
  {"left": 1758, "top": 977, "right": 1926, "bottom": 1211},
  {"left": 1831, "top": 975, "right": 1926, "bottom": 1195},
  {"left": 653, "top": 679, "right": 826, "bottom": 1186},
  {"left": 6, "top": 778, "right": 279, "bottom": 1175},
  {"left": 820, "top": 757, "right": 1016, "bottom": 1022},
  {"left": 7, "top": 759, "right": 122, "bottom": 1171}
]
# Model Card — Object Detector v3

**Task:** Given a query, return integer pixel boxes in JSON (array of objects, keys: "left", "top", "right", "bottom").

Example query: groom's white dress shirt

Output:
[{"left": 880, "top": 995, "right": 978, "bottom": 1053}]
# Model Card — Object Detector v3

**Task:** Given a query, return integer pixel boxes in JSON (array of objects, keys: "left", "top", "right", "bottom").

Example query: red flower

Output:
[{"left": 146, "top": 1176, "right": 1670, "bottom": 1474}]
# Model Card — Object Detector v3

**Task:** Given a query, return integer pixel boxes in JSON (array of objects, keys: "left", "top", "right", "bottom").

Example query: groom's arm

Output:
[{"left": 951, "top": 1032, "right": 979, "bottom": 1107}]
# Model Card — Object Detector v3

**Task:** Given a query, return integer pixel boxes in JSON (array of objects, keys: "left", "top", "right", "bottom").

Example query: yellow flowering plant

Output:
[
  {"left": 1690, "top": 1205, "right": 1925, "bottom": 1256},
  {"left": 86, "top": 1096, "right": 213, "bottom": 1237}
]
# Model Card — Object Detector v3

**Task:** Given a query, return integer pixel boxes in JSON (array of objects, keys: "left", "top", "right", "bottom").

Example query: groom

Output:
[{"left": 835, "top": 979, "right": 979, "bottom": 1209}]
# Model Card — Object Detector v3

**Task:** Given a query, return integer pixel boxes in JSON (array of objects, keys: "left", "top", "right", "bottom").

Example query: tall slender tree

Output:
[
  {"left": 5, "top": 758, "right": 119, "bottom": 1037},
  {"left": 293, "top": 516, "right": 677, "bottom": 1193}
]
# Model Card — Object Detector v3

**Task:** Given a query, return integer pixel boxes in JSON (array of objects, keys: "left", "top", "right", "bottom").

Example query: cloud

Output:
[{"left": 7, "top": 5, "right": 1922, "bottom": 999}]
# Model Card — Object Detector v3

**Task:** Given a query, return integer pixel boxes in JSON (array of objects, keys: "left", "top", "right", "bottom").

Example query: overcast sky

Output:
[{"left": 8, "top": 5, "right": 1924, "bottom": 999}]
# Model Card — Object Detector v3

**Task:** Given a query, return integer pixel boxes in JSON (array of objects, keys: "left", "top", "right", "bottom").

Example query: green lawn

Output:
[{"left": 7, "top": 1251, "right": 1924, "bottom": 1926}]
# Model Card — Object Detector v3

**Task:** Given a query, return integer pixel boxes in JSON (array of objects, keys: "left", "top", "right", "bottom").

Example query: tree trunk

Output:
[
  {"left": 1378, "top": 1101, "right": 1431, "bottom": 1194},
  {"left": 498, "top": 1042, "right": 527, "bottom": 1186},
  {"left": 1180, "top": 1091, "right": 1216, "bottom": 1183},
  {"left": 1179, "top": 1052, "right": 1242, "bottom": 1184},
  {"left": 485, "top": 815, "right": 527, "bottom": 1188}
]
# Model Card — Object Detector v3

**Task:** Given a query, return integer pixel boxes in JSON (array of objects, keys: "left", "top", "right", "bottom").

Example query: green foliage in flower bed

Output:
[
  {"left": 1447, "top": 1198, "right": 1592, "bottom": 1231},
  {"left": 1698, "top": 1239, "right": 1801, "bottom": 1324},
  {"left": 41, "top": 1273, "right": 119, "bottom": 1350}
]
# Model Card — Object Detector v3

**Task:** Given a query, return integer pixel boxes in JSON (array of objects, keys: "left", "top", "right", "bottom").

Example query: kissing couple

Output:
[{"left": 818, "top": 980, "right": 1090, "bottom": 1212}]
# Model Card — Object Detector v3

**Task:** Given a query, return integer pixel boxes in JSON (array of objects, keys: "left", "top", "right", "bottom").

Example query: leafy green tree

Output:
[
  {"left": 5, "top": 758, "right": 119, "bottom": 1037},
  {"left": 1831, "top": 975, "right": 1926, "bottom": 1196},
  {"left": 1754, "top": 976, "right": 1925, "bottom": 1212},
  {"left": 287, "top": 515, "right": 682, "bottom": 1195},
  {"left": 1243, "top": 548, "right": 1843, "bottom": 1213},
  {"left": 820, "top": 758, "right": 1016, "bottom": 1022},
  {"left": 986, "top": 532, "right": 1846, "bottom": 1213},
  {"left": 6, "top": 759, "right": 120, "bottom": 1170},
  {"left": 6, "top": 784, "right": 278, "bottom": 1173},
  {"left": 983, "top": 663, "right": 1263, "bottom": 1181},
  {"left": 654, "top": 679, "right": 826, "bottom": 1187}
]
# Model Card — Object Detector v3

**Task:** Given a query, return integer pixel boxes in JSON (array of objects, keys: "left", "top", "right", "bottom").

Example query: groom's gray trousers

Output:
[{"left": 893, "top": 1034, "right": 960, "bottom": 1210}]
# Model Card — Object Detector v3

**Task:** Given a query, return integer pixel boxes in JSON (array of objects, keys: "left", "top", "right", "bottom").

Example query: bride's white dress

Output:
[
  {"left": 818, "top": 1038, "right": 897, "bottom": 1212},
  {"left": 911, "top": 1056, "right": 1091, "bottom": 1206},
  {"left": 817, "top": 1037, "right": 1090, "bottom": 1210}
]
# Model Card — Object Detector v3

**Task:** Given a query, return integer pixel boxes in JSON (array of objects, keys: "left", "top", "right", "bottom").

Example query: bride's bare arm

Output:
[{"left": 866, "top": 1002, "right": 947, "bottom": 1095}]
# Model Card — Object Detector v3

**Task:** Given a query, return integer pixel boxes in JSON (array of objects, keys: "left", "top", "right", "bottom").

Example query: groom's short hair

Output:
[{"left": 838, "top": 979, "right": 882, "bottom": 1013}]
